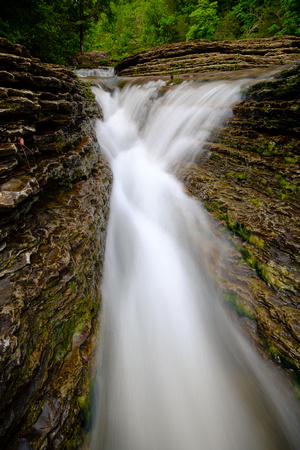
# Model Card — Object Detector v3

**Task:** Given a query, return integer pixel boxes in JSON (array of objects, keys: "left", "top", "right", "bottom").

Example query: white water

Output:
[
  {"left": 76, "top": 67, "right": 115, "bottom": 78},
  {"left": 90, "top": 79, "right": 300, "bottom": 450}
]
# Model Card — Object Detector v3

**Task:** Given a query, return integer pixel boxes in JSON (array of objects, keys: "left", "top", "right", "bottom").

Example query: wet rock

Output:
[
  {"left": 71, "top": 50, "right": 111, "bottom": 69},
  {"left": 176, "top": 63, "right": 300, "bottom": 379},
  {"left": 0, "top": 176, "right": 39, "bottom": 211},
  {"left": 0, "top": 38, "right": 112, "bottom": 448},
  {"left": 1, "top": 34, "right": 299, "bottom": 447},
  {"left": 115, "top": 35, "right": 300, "bottom": 77}
]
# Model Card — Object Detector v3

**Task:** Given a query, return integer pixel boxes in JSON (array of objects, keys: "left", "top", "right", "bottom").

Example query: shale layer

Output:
[
  {"left": 175, "top": 63, "right": 300, "bottom": 382},
  {"left": 115, "top": 35, "right": 300, "bottom": 77},
  {"left": 0, "top": 35, "right": 300, "bottom": 448},
  {"left": 0, "top": 38, "right": 111, "bottom": 448}
]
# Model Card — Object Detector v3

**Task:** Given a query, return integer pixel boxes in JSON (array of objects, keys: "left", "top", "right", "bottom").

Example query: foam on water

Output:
[{"left": 90, "top": 79, "right": 300, "bottom": 450}]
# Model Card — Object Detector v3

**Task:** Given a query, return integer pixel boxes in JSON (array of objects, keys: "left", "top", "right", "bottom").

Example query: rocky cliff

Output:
[
  {"left": 115, "top": 35, "right": 300, "bottom": 77},
  {"left": 1, "top": 34, "right": 299, "bottom": 449},
  {"left": 0, "top": 38, "right": 111, "bottom": 448},
  {"left": 175, "top": 62, "right": 300, "bottom": 387},
  {"left": 115, "top": 34, "right": 300, "bottom": 384}
]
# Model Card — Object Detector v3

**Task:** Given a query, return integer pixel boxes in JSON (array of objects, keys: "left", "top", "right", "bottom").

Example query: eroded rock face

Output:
[
  {"left": 71, "top": 51, "right": 111, "bottom": 69},
  {"left": 0, "top": 38, "right": 112, "bottom": 448},
  {"left": 115, "top": 35, "right": 300, "bottom": 77},
  {"left": 1, "top": 34, "right": 299, "bottom": 447},
  {"left": 175, "top": 63, "right": 300, "bottom": 379}
]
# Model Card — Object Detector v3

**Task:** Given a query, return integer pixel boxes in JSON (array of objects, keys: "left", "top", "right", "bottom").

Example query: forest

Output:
[{"left": 0, "top": 0, "right": 299, "bottom": 64}]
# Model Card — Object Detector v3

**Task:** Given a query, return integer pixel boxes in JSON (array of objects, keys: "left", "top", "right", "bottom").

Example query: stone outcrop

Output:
[
  {"left": 115, "top": 35, "right": 300, "bottom": 77},
  {"left": 1, "top": 34, "right": 300, "bottom": 448},
  {"left": 0, "top": 38, "right": 111, "bottom": 448},
  {"left": 71, "top": 50, "right": 111, "bottom": 69},
  {"left": 175, "top": 63, "right": 300, "bottom": 383}
]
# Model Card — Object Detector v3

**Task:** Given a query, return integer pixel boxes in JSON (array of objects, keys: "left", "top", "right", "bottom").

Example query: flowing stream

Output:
[{"left": 90, "top": 77, "right": 300, "bottom": 450}]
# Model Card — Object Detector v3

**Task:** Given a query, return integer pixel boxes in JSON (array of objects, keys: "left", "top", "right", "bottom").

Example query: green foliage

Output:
[
  {"left": 213, "top": 10, "right": 241, "bottom": 40},
  {"left": 0, "top": 0, "right": 299, "bottom": 62},
  {"left": 278, "top": 0, "right": 300, "bottom": 36},
  {"left": 143, "top": 0, "right": 178, "bottom": 46},
  {"left": 0, "top": 0, "right": 110, "bottom": 63},
  {"left": 186, "top": 0, "right": 219, "bottom": 40}
]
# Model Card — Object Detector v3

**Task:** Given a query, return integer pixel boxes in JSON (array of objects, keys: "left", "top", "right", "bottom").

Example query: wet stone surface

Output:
[
  {"left": 175, "top": 63, "right": 300, "bottom": 383},
  {"left": 115, "top": 36, "right": 300, "bottom": 77},
  {"left": 1, "top": 35, "right": 300, "bottom": 447},
  {"left": 0, "top": 38, "right": 113, "bottom": 448},
  {"left": 0, "top": 169, "right": 112, "bottom": 449}
]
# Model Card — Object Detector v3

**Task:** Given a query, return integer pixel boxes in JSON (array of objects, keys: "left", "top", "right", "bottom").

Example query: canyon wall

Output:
[
  {"left": 176, "top": 62, "right": 300, "bottom": 387},
  {"left": 0, "top": 38, "right": 111, "bottom": 449},
  {"left": 0, "top": 35, "right": 299, "bottom": 448}
]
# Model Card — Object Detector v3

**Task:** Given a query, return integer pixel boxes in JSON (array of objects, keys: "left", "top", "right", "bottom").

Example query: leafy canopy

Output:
[{"left": 0, "top": 0, "right": 299, "bottom": 63}]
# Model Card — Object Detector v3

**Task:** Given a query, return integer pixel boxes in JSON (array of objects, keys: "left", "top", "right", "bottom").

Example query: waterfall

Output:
[
  {"left": 76, "top": 67, "right": 115, "bottom": 78},
  {"left": 90, "top": 79, "right": 300, "bottom": 450}
]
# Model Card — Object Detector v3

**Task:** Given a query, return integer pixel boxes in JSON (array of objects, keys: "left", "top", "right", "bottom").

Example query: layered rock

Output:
[
  {"left": 0, "top": 38, "right": 111, "bottom": 448},
  {"left": 71, "top": 50, "right": 111, "bottom": 69},
  {"left": 1, "top": 33, "right": 300, "bottom": 448},
  {"left": 115, "top": 35, "right": 300, "bottom": 77},
  {"left": 175, "top": 63, "right": 300, "bottom": 381}
]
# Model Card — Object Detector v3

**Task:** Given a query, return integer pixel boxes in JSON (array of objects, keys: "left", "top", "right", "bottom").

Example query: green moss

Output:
[
  {"left": 0, "top": 254, "right": 22, "bottom": 271},
  {"left": 98, "top": 59, "right": 110, "bottom": 65},
  {"left": 49, "top": 291, "right": 61, "bottom": 301},
  {"left": 225, "top": 212, "right": 236, "bottom": 230},
  {"left": 209, "top": 153, "right": 221, "bottom": 161},
  {"left": 247, "top": 197, "right": 263, "bottom": 207},
  {"left": 224, "top": 214, "right": 264, "bottom": 249},
  {"left": 215, "top": 211, "right": 225, "bottom": 220},
  {"left": 238, "top": 246, "right": 256, "bottom": 267},
  {"left": 69, "top": 232, "right": 81, "bottom": 242},
  {"left": 83, "top": 89, "right": 95, "bottom": 100},
  {"left": 210, "top": 202, "right": 226, "bottom": 213},
  {"left": 248, "top": 234, "right": 265, "bottom": 249},
  {"left": 255, "top": 139, "right": 285, "bottom": 157},
  {"left": 276, "top": 63, "right": 300, "bottom": 79},
  {"left": 235, "top": 172, "right": 248, "bottom": 181},
  {"left": 69, "top": 280, "right": 77, "bottom": 293},
  {"left": 223, "top": 292, "right": 255, "bottom": 319},
  {"left": 77, "top": 376, "right": 96, "bottom": 431},
  {"left": 41, "top": 277, "right": 59, "bottom": 292},
  {"left": 283, "top": 156, "right": 296, "bottom": 164},
  {"left": 278, "top": 176, "right": 297, "bottom": 194},
  {"left": 264, "top": 339, "right": 299, "bottom": 372},
  {"left": 204, "top": 204, "right": 213, "bottom": 212},
  {"left": 225, "top": 172, "right": 248, "bottom": 181},
  {"left": 53, "top": 311, "right": 89, "bottom": 362},
  {"left": 236, "top": 245, "right": 295, "bottom": 292},
  {"left": 291, "top": 378, "right": 300, "bottom": 401}
]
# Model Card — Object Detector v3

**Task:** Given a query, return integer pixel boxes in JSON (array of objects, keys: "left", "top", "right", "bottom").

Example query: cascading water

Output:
[
  {"left": 90, "top": 78, "right": 300, "bottom": 450},
  {"left": 76, "top": 67, "right": 115, "bottom": 78}
]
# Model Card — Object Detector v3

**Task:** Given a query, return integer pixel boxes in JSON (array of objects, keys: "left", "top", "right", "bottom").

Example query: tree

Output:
[
  {"left": 0, "top": 0, "right": 111, "bottom": 62},
  {"left": 279, "top": 0, "right": 300, "bottom": 36},
  {"left": 76, "top": 0, "right": 111, "bottom": 54},
  {"left": 0, "top": 0, "right": 79, "bottom": 63},
  {"left": 186, "top": 0, "right": 220, "bottom": 40},
  {"left": 143, "top": 0, "right": 178, "bottom": 46}
]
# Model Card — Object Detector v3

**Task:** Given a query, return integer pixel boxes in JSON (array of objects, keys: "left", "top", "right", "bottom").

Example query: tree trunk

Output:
[{"left": 80, "top": 0, "right": 84, "bottom": 54}]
